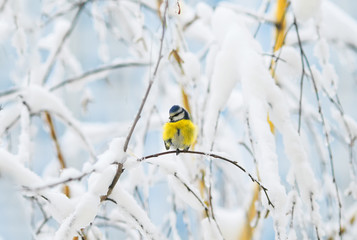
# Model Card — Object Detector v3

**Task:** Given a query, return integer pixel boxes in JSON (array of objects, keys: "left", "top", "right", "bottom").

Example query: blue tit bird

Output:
[{"left": 163, "top": 105, "right": 197, "bottom": 155}]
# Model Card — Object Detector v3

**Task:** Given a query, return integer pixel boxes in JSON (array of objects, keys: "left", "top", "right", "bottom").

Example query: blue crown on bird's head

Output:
[
  {"left": 169, "top": 105, "right": 181, "bottom": 115},
  {"left": 169, "top": 105, "right": 190, "bottom": 122}
]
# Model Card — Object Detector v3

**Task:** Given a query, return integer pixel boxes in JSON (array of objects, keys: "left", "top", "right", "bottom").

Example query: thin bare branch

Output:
[
  {"left": 41, "top": 2, "right": 81, "bottom": 27},
  {"left": 25, "top": 170, "right": 91, "bottom": 192},
  {"left": 0, "top": 0, "right": 8, "bottom": 12},
  {"left": 49, "top": 61, "right": 150, "bottom": 91},
  {"left": 310, "top": 193, "right": 321, "bottom": 240},
  {"left": 44, "top": 112, "right": 66, "bottom": 169},
  {"left": 294, "top": 19, "right": 343, "bottom": 235},
  {"left": 254, "top": 0, "right": 272, "bottom": 38},
  {"left": 100, "top": 163, "right": 124, "bottom": 202},
  {"left": 219, "top": 2, "right": 276, "bottom": 25},
  {"left": 293, "top": 17, "right": 306, "bottom": 135},
  {"left": 172, "top": 172, "right": 210, "bottom": 217},
  {"left": 41, "top": 2, "right": 86, "bottom": 85},
  {"left": 44, "top": 111, "right": 71, "bottom": 197},
  {"left": 138, "top": 150, "right": 275, "bottom": 208},
  {"left": 43, "top": 110, "right": 97, "bottom": 160},
  {"left": 207, "top": 111, "right": 224, "bottom": 238},
  {"left": 0, "top": 87, "right": 20, "bottom": 100},
  {"left": 123, "top": 0, "right": 168, "bottom": 152}
]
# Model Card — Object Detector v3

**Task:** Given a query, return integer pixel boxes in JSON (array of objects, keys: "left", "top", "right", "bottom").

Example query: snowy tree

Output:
[{"left": 0, "top": 0, "right": 357, "bottom": 239}]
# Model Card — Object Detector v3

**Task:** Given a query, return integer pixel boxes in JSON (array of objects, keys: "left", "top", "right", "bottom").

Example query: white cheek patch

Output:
[{"left": 172, "top": 112, "right": 185, "bottom": 122}]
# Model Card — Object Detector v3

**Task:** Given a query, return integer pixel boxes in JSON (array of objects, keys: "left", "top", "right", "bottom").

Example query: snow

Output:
[
  {"left": 344, "top": 114, "right": 357, "bottom": 139},
  {"left": 110, "top": 184, "right": 163, "bottom": 240},
  {"left": 320, "top": 1, "right": 357, "bottom": 48},
  {"left": 291, "top": 0, "right": 321, "bottom": 21},
  {"left": 321, "top": 63, "right": 338, "bottom": 97},
  {"left": 215, "top": 207, "right": 243, "bottom": 240},
  {"left": 204, "top": 9, "right": 241, "bottom": 147},
  {"left": 168, "top": 174, "right": 205, "bottom": 211},
  {"left": 211, "top": 7, "right": 241, "bottom": 45},
  {"left": 0, "top": 149, "right": 41, "bottom": 187},
  {"left": 201, "top": 217, "right": 223, "bottom": 240},
  {"left": 0, "top": 104, "right": 21, "bottom": 137},
  {"left": 234, "top": 21, "right": 322, "bottom": 238},
  {"left": 54, "top": 193, "right": 100, "bottom": 240},
  {"left": 314, "top": 38, "right": 330, "bottom": 65},
  {"left": 19, "top": 85, "right": 96, "bottom": 159},
  {"left": 0, "top": 21, "right": 13, "bottom": 44},
  {"left": 88, "top": 164, "right": 117, "bottom": 196},
  {"left": 314, "top": 38, "right": 339, "bottom": 97},
  {"left": 208, "top": 28, "right": 240, "bottom": 111},
  {"left": 91, "top": 2, "right": 110, "bottom": 62},
  {"left": 310, "top": 65, "right": 324, "bottom": 91},
  {"left": 0, "top": 148, "right": 75, "bottom": 223},
  {"left": 18, "top": 105, "right": 31, "bottom": 163},
  {"left": 11, "top": 27, "right": 27, "bottom": 57},
  {"left": 275, "top": 46, "right": 302, "bottom": 81},
  {"left": 196, "top": 2, "right": 213, "bottom": 23},
  {"left": 181, "top": 52, "right": 200, "bottom": 83},
  {"left": 44, "top": 191, "right": 74, "bottom": 223},
  {"left": 38, "top": 19, "right": 70, "bottom": 51},
  {"left": 20, "top": 85, "right": 73, "bottom": 116},
  {"left": 113, "top": 1, "right": 144, "bottom": 50},
  {"left": 93, "top": 137, "right": 126, "bottom": 171},
  {"left": 53, "top": 137, "right": 127, "bottom": 238}
]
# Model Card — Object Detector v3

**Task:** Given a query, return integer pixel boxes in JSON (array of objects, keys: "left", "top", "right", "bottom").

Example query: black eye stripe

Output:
[{"left": 171, "top": 110, "right": 184, "bottom": 118}]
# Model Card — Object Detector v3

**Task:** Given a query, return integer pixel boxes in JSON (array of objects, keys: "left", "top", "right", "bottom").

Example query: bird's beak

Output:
[{"left": 169, "top": 116, "right": 173, "bottom": 121}]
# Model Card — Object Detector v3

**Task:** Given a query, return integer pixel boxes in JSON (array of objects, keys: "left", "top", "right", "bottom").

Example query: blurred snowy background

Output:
[{"left": 1, "top": 0, "right": 357, "bottom": 239}]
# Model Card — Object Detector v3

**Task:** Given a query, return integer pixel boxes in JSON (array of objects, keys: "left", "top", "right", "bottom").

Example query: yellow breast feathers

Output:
[{"left": 163, "top": 119, "right": 196, "bottom": 151}]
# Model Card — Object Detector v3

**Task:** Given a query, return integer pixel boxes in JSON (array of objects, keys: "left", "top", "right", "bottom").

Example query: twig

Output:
[
  {"left": 326, "top": 91, "right": 357, "bottom": 179},
  {"left": 42, "top": 110, "right": 97, "bottom": 160},
  {"left": 245, "top": 115, "right": 264, "bottom": 228},
  {"left": 207, "top": 111, "right": 225, "bottom": 238},
  {"left": 239, "top": 141, "right": 254, "bottom": 157},
  {"left": 41, "top": 2, "right": 86, "bottom": 85},
  {"left": 0, "top": 108, "right": 96, "bottom": 160},
  {"left": 134, "top": 186, "right": 146, "bottom": 210},
  {"left": 219, "top": 2, "right": 276, "bottom": 25},
  {"left": 246, "top": 115, "right": 259, "bottom": 168},
  {"left": 310, "top": 193, "right": 321, "bottom": 240},
  {"left": 173, "top": 172, "right": 210, "bottom": 218},
  {"left": 289, "top": 198, "right": 296, "bottom": 229},
  {"left": 295, "top": 23, "right": 343, "bottom": 236},
  {"left": 27, "top": 171, "right": 92, "bottom": 191},
  {"left": 49, "top": 61, "right": 149, "bottom": 91},
  {"left": 253, "top": 0, "right": 272, "bottom": 38},
  {"left": 304, "top": 53, "right": 343, "bottom": 239},
  {"left": 0, "top": 0, "right": 8, "bottom": 13},
  {"left": 138, "top": 150, "right": 275, "bottom": 208},
  {"left": 31, "top": 197, "right": 51, "bottom": 235},
  {"left": 293, "top": 17, "right": 305, "bottom": 135},
  {"left": 269, "top": 22, "right": 295, "bottom": 77},
  {"left": 100, "top": 163, "right": 124, "bottom": 202},
  {"left": 0, "top": 87, "right": 20, "bottom": 99},
  {"left": 41, "top": 2, "right": 81, "bottom": 27},
  {"left": 44, "top": 111, "right": 70, "bottom": 197},
  {"left": 44, "top": 112, "right": 66, "bottom": 169},
  {"left": 271, "top": 0, "right": 290, "bottom": 53},
  {"left": 262, "top": 53, "right": 287, "bottom": 63},
  {"left": 123, "top": 0, "right": 168, "bottom": 152}
]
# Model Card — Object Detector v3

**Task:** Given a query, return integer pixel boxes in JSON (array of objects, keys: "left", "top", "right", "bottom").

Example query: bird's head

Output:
[{"left": 169, "top": 105, "right": 190, "bottom": 122}]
